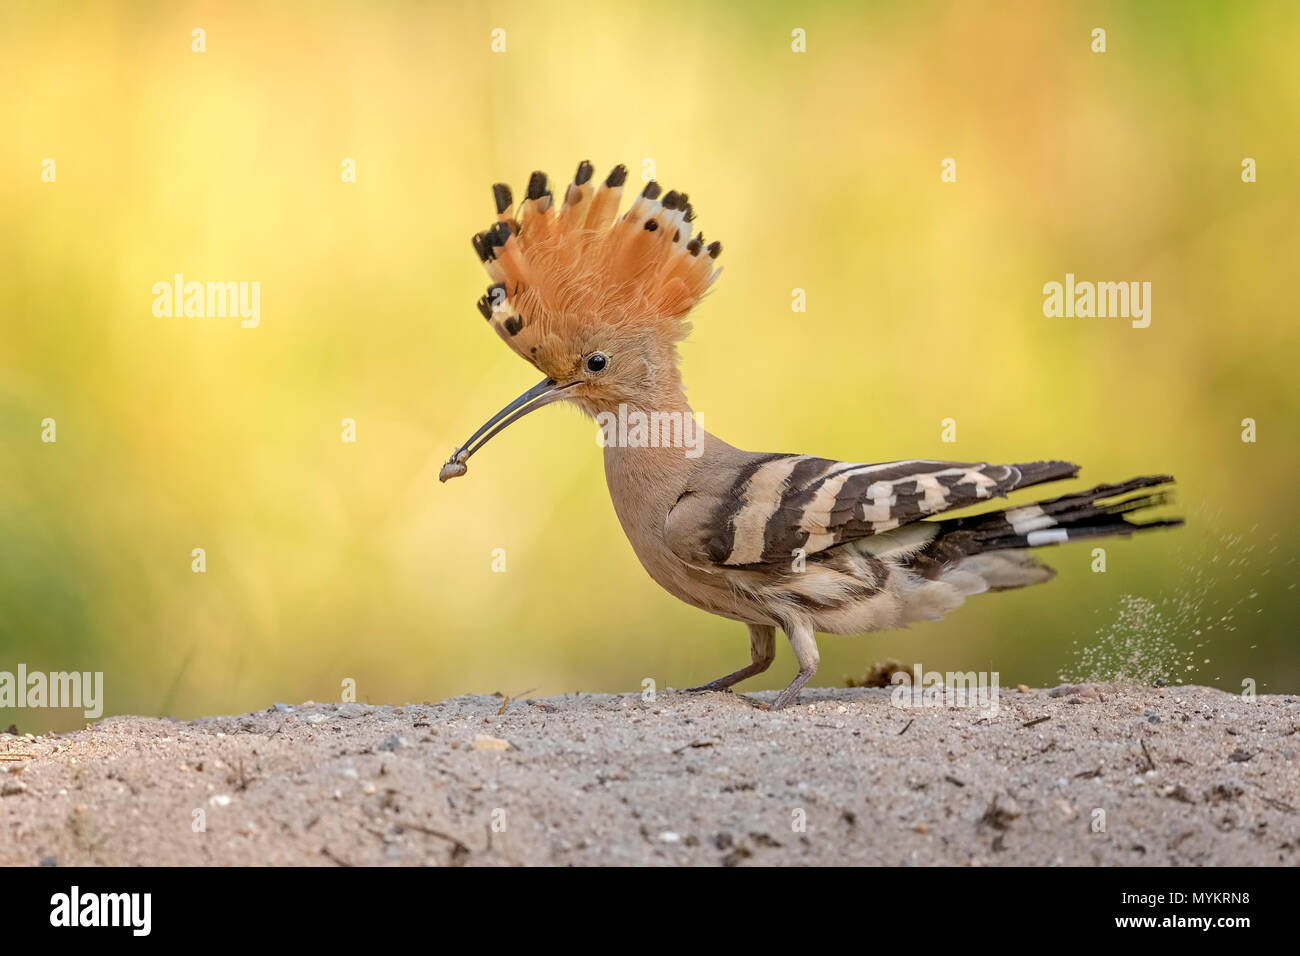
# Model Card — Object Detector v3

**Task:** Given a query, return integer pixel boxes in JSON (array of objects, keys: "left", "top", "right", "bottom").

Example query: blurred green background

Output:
[{"left": 2, "top": 1, "right": 1296, "bottom": 733}]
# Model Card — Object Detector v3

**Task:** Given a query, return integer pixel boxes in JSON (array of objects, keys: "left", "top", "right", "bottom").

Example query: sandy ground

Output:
[{"left": 1, "top": 684, "right": 1297, "bottom": 866}]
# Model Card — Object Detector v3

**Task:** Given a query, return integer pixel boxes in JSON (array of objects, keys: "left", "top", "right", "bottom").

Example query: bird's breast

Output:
[{"left": 602, "top": 441, "right": 776, "bottom": 626}]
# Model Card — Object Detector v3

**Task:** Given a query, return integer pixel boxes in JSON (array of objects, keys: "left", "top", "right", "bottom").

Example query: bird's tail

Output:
[
  {"left": 905, "top": 475, "right": 1182, "bottom": 591},
  {"left": 939, "top": 474, "right": 1180, "bottom": 551}
]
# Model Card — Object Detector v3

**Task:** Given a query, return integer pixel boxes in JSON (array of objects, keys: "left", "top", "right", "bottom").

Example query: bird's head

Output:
[{"left": 441, "top": 161, "right": 722, "bottom": 481}]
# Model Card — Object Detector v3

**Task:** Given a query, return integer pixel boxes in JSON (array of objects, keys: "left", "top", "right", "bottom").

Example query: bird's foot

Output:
[
  {"left": 767, "top": 690, "right": 798, "bottom": 711},
  {"left": 683, "top": 680, "right": 734, "bottom": 694},
  {"left": 768, "top": 666, "right": 817, "bottom": 711},
  {"left": 682, "top": 662, "right": 767, "bottom": 694}
]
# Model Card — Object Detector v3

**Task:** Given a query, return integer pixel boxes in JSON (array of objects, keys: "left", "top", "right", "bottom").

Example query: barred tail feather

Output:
[{"left": 907, "top": 475, "right": 1182, "bottom": 590}]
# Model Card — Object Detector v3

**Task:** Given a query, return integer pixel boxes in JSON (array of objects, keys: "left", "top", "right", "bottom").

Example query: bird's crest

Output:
[{"left": 471, "top": 161, "right": 722, "bottom": 371}]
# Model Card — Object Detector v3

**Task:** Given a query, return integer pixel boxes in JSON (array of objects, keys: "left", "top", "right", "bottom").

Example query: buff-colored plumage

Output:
[{"left": 445, "top": 161, "right": 1181, "bottom": 710}]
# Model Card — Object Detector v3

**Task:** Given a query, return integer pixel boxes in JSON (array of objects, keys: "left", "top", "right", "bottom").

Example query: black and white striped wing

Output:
[{"left": 686, "top": 455, "right": 1080, "bottom": 567}]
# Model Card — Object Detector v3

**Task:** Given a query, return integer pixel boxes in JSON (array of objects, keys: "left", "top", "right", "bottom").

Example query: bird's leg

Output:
[
  {"left": 768, "top": 621, "right": 819, "bottom": 711},
  {"left": 685, "top": 623, "right": 775, "bottom": 693}
]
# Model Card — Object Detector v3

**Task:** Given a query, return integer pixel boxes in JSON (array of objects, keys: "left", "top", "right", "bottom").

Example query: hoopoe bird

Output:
[{"left": 442, "top": 161, "right": 1181, "bottom": 710}]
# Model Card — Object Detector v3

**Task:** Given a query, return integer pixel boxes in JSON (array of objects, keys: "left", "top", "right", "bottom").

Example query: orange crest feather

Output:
[{"left": 471, "top": 162, "right": 722, "bottom": 372}]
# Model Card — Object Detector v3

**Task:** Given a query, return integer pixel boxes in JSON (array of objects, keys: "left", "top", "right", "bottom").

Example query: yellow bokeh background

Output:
[{"left": 2, "top": 1, "right": 1296, "bottom": 732}]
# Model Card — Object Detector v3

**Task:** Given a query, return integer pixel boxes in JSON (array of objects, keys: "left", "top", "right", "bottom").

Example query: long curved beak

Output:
[{"left": 439, "top": 377, "right": 575, "bottom": 482}]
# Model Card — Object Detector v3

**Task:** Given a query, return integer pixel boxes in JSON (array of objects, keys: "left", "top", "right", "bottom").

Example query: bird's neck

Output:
[{"left": 600, "top": 389, "right": 710, "bottom": 530}]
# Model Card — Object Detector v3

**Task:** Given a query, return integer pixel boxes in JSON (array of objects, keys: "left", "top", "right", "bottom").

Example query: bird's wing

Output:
[{"left": 664, "top": 454, "right": 1080, "bottom": 568}]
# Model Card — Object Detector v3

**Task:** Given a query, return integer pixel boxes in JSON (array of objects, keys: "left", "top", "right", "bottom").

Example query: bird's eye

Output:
[{"left": 586, "top": 353, "right": 608, "bottom": 373}]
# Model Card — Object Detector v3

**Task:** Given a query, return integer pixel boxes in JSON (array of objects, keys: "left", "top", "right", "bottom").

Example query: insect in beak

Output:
[{"left": 440, "top": 377, "right": 576, "bottom": 481}]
